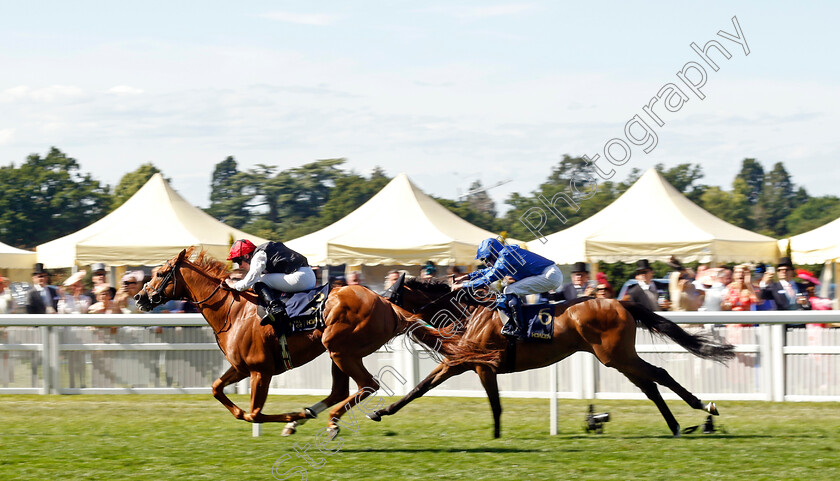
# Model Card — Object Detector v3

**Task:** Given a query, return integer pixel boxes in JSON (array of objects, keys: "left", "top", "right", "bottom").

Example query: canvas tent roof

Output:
[
  {"left": 527, "top": 169, "right": 779, "bottom": 264},
  {"left": 782, "top": 216, "right": 840, "bottom": 264},
  {"left": 37, "top": 173, "right": 267, "bottom": 267},
  {"left": 0, "top": 240, "right": 36, "bottom": 269},
  {"left": 285, "top": 173, "right": 510, "bottom": 266}
]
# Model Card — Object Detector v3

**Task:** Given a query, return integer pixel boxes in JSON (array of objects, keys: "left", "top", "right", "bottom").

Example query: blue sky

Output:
[{"left": 1, "top": 1, "right": 838, "bottom": 212}]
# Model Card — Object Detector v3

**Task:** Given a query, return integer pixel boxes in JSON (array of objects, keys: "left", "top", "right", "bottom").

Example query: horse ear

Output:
[{"left": 176, "top": 249, "right": 187, "bottom": 262}]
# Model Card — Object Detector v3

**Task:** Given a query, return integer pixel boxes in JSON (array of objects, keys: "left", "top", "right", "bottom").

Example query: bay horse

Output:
[
  {"left": 368, "top": 277, "right": 734, "bottom": 437},
  {"left": 134, "top": 248, "right": 455, "bottom": 435}
]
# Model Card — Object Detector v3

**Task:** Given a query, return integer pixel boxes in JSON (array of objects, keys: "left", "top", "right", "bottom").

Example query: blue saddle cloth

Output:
[
  {"left": 521, "top": 302, "right": 554, "bottom": 342},
  {"left": 260, "top": 284, "right": 330, "bottom": 333}
]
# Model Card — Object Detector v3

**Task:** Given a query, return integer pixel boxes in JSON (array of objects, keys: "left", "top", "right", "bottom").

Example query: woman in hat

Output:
[
  {"left": 88, "top": 283, "right": 122, "bottom": 314},
  {"left": 57, "top": 271, "right": 92, "bottom": 314},
  {"left": 0, "top": 276, "right": 15, "bottom": 314}
]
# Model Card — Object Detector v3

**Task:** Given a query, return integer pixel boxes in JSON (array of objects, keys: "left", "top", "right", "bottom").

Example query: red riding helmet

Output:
[{"left": 227, "top": 239, "right": 257, "bottom": 261}]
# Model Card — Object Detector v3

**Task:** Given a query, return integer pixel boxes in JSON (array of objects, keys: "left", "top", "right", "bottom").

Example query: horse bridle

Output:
[
  {"left": 141, "top": 257, "right": 233, "bottom": 334},
  {"left": 145, "top": 259, "right": 179, "bottom": 306}
]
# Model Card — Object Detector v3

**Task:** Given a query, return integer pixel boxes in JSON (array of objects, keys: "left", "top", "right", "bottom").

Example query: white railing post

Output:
[
  {"left": 758, "top": 324, "right": 773, "bottom": 401},
  {"left": 549, "top": 362, "right": 558, "bottom": 435},
  {"left": 40, "top": 326, "right": 50, "bottom": 395},
  {"left": 771, "top": 324, "right": 785, "bottom": 402}
]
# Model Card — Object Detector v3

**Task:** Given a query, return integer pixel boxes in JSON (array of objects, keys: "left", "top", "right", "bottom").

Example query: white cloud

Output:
[
  {"left": 0, "top": 128, "right": 14, "bottom": 144},
  {"left": 0, "top": 85, "right": 87, "bottom": 103},
  {"left": 421, "top": 4, "right": 535, "bottom": 19},
  {"left": 108, "top": 85, "right": 145, "bottom": 96},
  {"left": 259, "top": 11, "right": 338, "bottom": 26}
]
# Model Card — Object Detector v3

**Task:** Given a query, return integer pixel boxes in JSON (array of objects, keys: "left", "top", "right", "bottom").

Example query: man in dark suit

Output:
[
  {"left": 624, "top": 259, "right": 667, "bottom": 311},
  {"left": 26, "top": 263, "right": 59, "bottom": 314},
  {"left": 556, "top": 262, "right": 593, "bottom": 301},
  {"left": 760, "top": 257, "right": 811, "bottom": 311}
]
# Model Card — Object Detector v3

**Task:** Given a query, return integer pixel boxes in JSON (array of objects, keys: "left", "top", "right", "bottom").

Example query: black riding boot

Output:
[
  {"left": 500, "top": 294, "right": 525, "bottom": 339},
  {"left": 253, "top": 282, "right": 289, "bottom": 331}
]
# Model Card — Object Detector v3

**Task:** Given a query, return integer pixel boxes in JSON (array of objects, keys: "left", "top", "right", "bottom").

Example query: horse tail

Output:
[
  {"left": 619, "top": 300, "right": 735, "bottom": 363},
  {"left": 390, "top": 305, "right": 501, "bottom": 369}
]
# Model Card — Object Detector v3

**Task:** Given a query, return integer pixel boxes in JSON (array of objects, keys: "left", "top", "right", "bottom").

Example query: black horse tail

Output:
[{"left": 619, "top": 301, "right": 735, "bottom": 363}]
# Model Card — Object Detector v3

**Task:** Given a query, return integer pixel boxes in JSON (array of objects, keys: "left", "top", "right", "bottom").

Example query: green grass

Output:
[{"left": 1, "top": 395, "right": 839, "bottom": 480}]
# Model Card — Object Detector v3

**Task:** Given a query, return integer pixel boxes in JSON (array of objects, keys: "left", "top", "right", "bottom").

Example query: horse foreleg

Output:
[
  {"left": 212, "top": 366, "right": 249, "bottom": 420},
  {"left": 281, "top": 361, "right": 351, "bottom": 436},
  {"left": 476, "top": 365, "right": 503, "bottom": 438},
  {"left": 368, "top": 361, "right": 469, "bottom": 421},
  {"left": 243, "top": 370, "right": 297, "bottom": 423}
]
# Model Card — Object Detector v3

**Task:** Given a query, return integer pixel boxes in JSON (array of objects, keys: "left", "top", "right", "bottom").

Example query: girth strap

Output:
[{"left": 279, "top": 334, "right": 294, "bottom": 371}]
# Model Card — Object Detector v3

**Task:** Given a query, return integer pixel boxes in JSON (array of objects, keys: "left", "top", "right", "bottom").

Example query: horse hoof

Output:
[
  {"left": 281, "top": 422, "right": 298, "bottom": 437},
  {"left": 327, "top": 425, "right": 340, "bottom": 440},
  {"left": 705, "top": 402, "right": 719, "bottom": 416},
  {"left": 366, "top": 411, "right": 382, "bottom": 422}
]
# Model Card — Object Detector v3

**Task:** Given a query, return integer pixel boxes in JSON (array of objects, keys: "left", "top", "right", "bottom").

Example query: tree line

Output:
[{"left": 1, "top": 148, "right": 838, "bottom": 253}]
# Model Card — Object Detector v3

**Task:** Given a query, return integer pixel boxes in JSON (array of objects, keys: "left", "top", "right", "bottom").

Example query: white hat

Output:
[
  {"left": 63, "top": 270, "right": 87, "bottom": 287},
  {"left": 122, "top": 270, "right": 145, "bottom": 283}
]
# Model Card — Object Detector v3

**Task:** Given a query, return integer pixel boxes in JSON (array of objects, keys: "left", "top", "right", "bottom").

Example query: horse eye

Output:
[{"left": 156, "top": 272, "right": 165, "bottom": 278}]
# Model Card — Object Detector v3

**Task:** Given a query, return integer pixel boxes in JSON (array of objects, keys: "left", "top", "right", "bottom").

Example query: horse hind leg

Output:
[
  {"left": 476, "top": 365, "right": 502, "bottom": 439},
  {"left": 282, "top": 361, "right": 351, "bottom": 436},
  {"left": 368, "top": 362, "right": 470, "bottom": 421},
  {"left": 640, "top": 359, "right": 719, "bottom": 415},
  {"left": 621, "top": 370, "right": 682, "bottom": 437},
  {"left": 594, "top": 346, "right": 682, "bottom": 436}
]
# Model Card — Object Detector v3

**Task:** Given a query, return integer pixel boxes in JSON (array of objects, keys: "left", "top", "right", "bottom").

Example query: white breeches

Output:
[
  {"left": 260, "top": 266, "right": 317, "bottom": 292},
  {"left": 503, "top": 265, "right": 564, "bottom": 296}
]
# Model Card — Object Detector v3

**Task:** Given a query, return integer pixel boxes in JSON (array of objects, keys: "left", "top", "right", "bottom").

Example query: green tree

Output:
[
  {"left": 655, "top": 163, "right": 707, "bottom": 204},
  {"left": 464, "top": 180, "right": 497, "bottom": 217},
  {"left": 501, "top": 155, "right": 619, "bottom": 240},
  {"left": 206, "top": 156, "right": 252, "bottom": 228},
  {"left": 436, "top": 197, "right": 502, "bottom": 234},
  {"left": 758, "top": 162, "right": 796, "bottom": 236},
  {"left": 112, "top": 163, "right": 166, "bottom": 210},
  {"left": 699, "top": 180, "right": 753, "bottom": 229},
  {"left": 0, "top": 148, "right": 110, "bottom": 248},
  {"left": 735, "top": 158, "right": 764, "bottom": 204},
  {"left": 785, "top": 196, "right": 840, "bottom": 236}
]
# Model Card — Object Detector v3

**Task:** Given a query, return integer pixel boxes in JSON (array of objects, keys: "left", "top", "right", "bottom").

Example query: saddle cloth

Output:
[
  {"left": 257, "top": 284, "right": 331, "bottom": 333},
  {"left": 499, "top": 302, "right": 554, "bottom": 342}
]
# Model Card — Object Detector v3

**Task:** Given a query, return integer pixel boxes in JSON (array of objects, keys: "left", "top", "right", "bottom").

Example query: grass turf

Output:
[{"left": 1, "top": 394, "right": 839, "bottom": 480}]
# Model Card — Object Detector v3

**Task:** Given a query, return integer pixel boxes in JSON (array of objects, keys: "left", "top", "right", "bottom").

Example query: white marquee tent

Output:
[
  {"left": 0, "top": 240, "right": 36, "bottom": 269},
  {"left": 782, "top": 216, "right": 840, "bottom": 264},
  {"left": 527, "top": 169, "right": 779, "bottom": 264},
  {"left": 286, "top": 173, "right": 511, "bottom": 266},
  {"left": 37, "top": 173, "right": 267, "bottom": 267}
]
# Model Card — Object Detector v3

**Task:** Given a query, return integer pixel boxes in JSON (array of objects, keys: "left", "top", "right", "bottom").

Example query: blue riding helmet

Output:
[{"left": 476, "top": 238, "right": 505, "bottom": 262}]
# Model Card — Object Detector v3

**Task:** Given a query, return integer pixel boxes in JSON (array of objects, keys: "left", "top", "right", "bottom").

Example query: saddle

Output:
[
  {"left": 498, "top": 302, "right": 555, "bottom": 343},
  {"left": 257, "top": 284, "right": 331, "bottom": 334}
]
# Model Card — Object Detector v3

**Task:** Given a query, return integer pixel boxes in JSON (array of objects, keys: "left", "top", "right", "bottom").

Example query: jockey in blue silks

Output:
[{"left": 452, "top": 238, "right": 564, "bottom": 338}]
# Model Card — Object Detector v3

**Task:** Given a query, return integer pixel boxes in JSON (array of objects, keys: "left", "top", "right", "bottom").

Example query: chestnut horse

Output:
[
  {"left": 135, "top": 248, "right": 453, "bottom": 435},
  {"left": 368, "top": 278, "right": 734, "bottom": 437}
]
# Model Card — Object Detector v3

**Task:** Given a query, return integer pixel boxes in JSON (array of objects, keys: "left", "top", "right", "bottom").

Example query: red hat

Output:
[{"left": 228, "top": 239, "right": 256, "bottom": 260}]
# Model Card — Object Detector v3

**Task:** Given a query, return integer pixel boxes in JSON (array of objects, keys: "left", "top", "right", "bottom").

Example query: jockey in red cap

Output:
[{"left": 226, "top": 239, "right": 316, "bottom": 331}]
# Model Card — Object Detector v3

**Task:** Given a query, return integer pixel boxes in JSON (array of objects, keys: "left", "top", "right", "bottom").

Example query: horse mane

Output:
[
  {"left": 404, "top": 276, "right": 452, "bottom": 295},
  {"left": 185, "top": 247, "right": 230, "bottom": 280}
]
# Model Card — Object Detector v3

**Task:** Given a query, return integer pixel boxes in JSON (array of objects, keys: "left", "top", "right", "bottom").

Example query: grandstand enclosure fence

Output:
[{"left": 1, "top": 312, "right": 840, "bottom": 402}]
